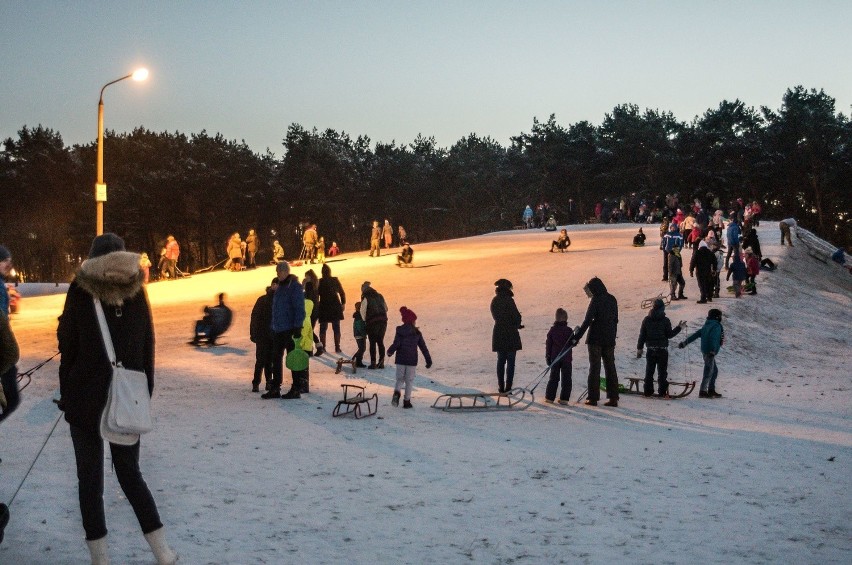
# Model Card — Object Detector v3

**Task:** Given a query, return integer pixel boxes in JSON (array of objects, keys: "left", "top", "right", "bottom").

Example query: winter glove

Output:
[
  {"left": 636, "top": 349, "right": 643, "bottom": 359},
  {"left": 425, "top": 361, "right": 432, "bottom": 369},
  {"left": 678, "top": 320, "right": 687, "bottom": 329},
  {"left": 678, "top": 342, "right": 686, "bottom": 349}
]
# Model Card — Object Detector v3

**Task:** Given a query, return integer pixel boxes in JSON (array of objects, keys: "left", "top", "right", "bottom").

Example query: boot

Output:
[
  {"left": 392, "top": 390, "right": 400, "bottom": 407},
  {"left": 699, "top": 390, "right": 710, "bottom": 398},
  {"left": 603, "top": 399, "right": 618, "bottom": 407},
  {"left": 403, "top": 399, "right": 413, "bottom": 409},
  {"left": 260, "top": 389, "right": 280, "bottom": 399},
  {"left": 584, "top": 399, "right": 597, "bottom": 406},
  {"left": 315, "top": 343, "right": 324, "bottom": 356},
  {"left": 334, "top": 338, "right": 342, "bottom": 354},
  {"left": 144, "top": 527, "right": 178, "bottom": 565},
  {"left": 86, "top": 536, "right": 109, "bottom": 565},
  {"left": 709, "top": 389, "right": 722, "bottom": 398},
  {"left": 300, "top": 374, "right": 309, "bottom": 394},
  {"left": 377, "top": 357, "right": 385, "bottom": 369}
]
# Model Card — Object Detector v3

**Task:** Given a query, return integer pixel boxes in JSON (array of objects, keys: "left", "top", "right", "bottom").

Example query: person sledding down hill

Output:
[
  {"left": 192, "top": 293, "right": 232, "bottom": 345},
  {"left": 633, "top": 228, "right": 646, "bottom": 246},
  {"left": 550, "top": 229, "right": 570, "bottom": 253}
]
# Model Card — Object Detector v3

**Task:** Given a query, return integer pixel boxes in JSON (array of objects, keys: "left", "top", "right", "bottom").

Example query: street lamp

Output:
[{"left": 95, "top": 68, "right": 148, "bottom": 236}]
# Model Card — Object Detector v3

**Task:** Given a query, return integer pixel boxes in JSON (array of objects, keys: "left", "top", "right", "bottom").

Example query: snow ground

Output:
[{"left": 1, "top": 223, "right": 850, "bottom": 564}]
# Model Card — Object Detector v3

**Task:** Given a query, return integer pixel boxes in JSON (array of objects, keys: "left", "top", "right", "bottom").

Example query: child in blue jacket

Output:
[
  {"left": 679, "top": 309, "right": 725, "bottom": 398},
  {"left": 544, "top": 308, "right": 574, "bottom": 404},
  {"left": 387, "top": 306, "right": 432, "bottom": 408}
]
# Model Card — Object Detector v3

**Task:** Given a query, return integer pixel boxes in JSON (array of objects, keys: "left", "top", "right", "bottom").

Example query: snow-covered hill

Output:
[{"left": 2, "top": 222, "right": 850, "bottom": 564}]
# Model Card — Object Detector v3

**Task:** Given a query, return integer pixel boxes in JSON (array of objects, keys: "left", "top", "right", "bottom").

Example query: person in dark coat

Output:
[
  {"left": 386, "top": 306, "right": 432, "bottom": 408},
  {"left": 360, "top": 282, "right": 388, "bottom": 368},
  {"left": 317, "top": 264, "right": 346, "bottom": 353},
  {"left": 741, "top": 225, "right": 762, "bottom": 259},
  {"left": 491, "top": 279, "right": 522, "bottom": 393},
  {"left": 56, "top": 233, "right": 176, "bottom": 564},
  {"left": 632, "top": 228, "right": 646, "bottom": 246},
  {"left": 544, "top": 308, "right": 574, "bottom": 403},
  {"left": 573, "top": 277, "right": 619, "bottom": 407},
  {"left": 250, "top": 278, "right": 278, "bottom": 392},
  {"left": 690, "top": 240, "right": 718, "bottom": 304},
  {"left": 264, "top": 261, "right": 306, "bottom": 399},
  {"left": 193, "top": 293, "right": 232, "bottom": 344},
  {"left": 636, "top": 299, "right": 685, "bottom": 396}
]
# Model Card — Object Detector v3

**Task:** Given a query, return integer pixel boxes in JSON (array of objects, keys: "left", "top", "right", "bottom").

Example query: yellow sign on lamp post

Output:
[{"left": 95, "top": 68, "right": 148, "bottom": 236}]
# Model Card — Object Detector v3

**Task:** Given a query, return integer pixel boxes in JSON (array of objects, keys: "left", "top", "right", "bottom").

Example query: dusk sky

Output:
[{"left": 1, "top": 1, "right": 850, "bottom": 156}]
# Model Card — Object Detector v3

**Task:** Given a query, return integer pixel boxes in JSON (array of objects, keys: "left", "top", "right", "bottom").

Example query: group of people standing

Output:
[{"left": 369, "top": 220, "right": 407, "bottom": 257}]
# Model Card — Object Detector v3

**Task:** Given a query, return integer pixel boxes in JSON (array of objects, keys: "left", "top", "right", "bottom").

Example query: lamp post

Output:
[{"left": 95, "top": 68, "right": 148, "bottom": 236}]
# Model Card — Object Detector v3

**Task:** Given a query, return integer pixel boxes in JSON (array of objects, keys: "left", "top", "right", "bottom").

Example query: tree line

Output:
[{"left": 1, "top": 86, "right": 849, "bottom": 282}]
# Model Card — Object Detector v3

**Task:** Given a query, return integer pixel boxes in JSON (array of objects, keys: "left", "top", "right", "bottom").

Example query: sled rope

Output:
[
  {"left": 7, "top": 410, "right": 63, "bottom": 507},
  {"left": 525, "top": 338, "right": 576, "bottom": 394},
  {"left": 16, "top": 352, "right": 59, "bottom": 392}
]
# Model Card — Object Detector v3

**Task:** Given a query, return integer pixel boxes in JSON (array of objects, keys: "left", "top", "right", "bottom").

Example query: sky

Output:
[{"left": 1, "top": 1, "right": 850, "bottom": 156}]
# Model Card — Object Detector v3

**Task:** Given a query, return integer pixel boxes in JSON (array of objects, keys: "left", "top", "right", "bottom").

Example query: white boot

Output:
[
  {"left": 86, "top": 536, "right": 109, "bottom": 565},
  {"left": 144, "top": 527, "right": 178, "bottom": 564}
]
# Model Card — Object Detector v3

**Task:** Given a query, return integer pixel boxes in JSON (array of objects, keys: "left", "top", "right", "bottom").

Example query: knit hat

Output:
[
  {"left": 361, "top": 281, "right": 371, "bottom": 293},
  {"left": 708, "top": 309, "right": 722, "bottom": 321},
  {"left": 271, "top": 277, "right": 279, "bottom": 285},
  {"left": 494, "top": 279, "right": 512, "bottom": 289},
  {"left": 88, "top": 233, "right": 125, "bottom": 258},
  {"left": 0, "top": 246, "right": 10, "bottom": 262},
  {"left": 400, "top": 306, "right": 417, "bottom": 325},
  {"left": 653, "top": 298, "right": 665, "bottom": 311}
]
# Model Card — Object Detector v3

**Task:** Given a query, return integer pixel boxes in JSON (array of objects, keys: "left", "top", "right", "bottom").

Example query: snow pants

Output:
[
  {"left": 644, "top": 348, "right": 669, "bottom": 396},
  {"left": 700, "top": 352, "right": 718, "bottom": 393},
  {"left": 70, "top": 425, "right": 162, "bottom": 541},
  {"left": 253, "top": 336, "right": 272, "bottom": 388},
  {"left": 545, "top": 361, "right": 572, "bottom": 401},
  {"left": 587, "top": 345, "right": 619, "bottom": 402},
  {"left": 394, "top": 364, "right": 417, "bottom": 401}
]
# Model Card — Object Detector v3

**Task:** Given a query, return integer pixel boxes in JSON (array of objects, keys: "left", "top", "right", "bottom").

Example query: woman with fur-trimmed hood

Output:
[{"left": 57, "top": 233, "right": 177, "bottom": 564}]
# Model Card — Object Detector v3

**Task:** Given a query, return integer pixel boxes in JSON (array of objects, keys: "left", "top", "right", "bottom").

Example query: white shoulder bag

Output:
[{"left": 94, "top": 298, "right": 153, "bottom": 445}]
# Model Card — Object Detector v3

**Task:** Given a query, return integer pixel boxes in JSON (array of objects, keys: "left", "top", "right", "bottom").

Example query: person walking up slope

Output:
[
  {"left": 679, "top": 309, "right": 725, "bottom": 398},
  {"left": 386, "top": 307, "right": 432, "bottom": 408}
]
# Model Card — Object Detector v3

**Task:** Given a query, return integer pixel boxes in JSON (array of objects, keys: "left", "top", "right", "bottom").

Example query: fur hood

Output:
[{"left": 75, "top": 251, "right": 145, "bottom": 306}]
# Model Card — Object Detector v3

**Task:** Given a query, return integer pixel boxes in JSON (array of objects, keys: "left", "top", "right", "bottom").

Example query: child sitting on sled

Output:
[
  {"left": 193, "top": 293, "right": 232, "bottom": 345},
  {"left": 550, "top": 229, "right": 570, "bottom": 252},
  {"left": 632, "top": 228, "right": 646, "bottom": 247}
]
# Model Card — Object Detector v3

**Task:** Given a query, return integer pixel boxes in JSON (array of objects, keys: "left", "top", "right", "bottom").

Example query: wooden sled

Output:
[
  {"left": 622, "top": 377, "right": 696, "bottom": 398},
  {"left": 332, "top": 384, "right": 377, "bottom": 419},
  {"left": 641, "top": 293, "right": 671, "bottom": 309},
  {"left": 335, "top": 357, "right": 357, "bottom": 375},
  {"left": 431, "top": 387, "right": 534, "bottom": 411}
]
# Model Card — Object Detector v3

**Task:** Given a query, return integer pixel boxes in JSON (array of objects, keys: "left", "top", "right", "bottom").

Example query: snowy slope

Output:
[{"left": 1, "top": 223, "right": 850, "bottom": 564}]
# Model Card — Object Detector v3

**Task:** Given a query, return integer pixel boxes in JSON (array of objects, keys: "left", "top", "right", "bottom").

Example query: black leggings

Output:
[
  {"left": 70, "top": 425, "right": 162, "bottom": 540},
  {"left": 366, "top": 321, "right": 387, "bottom": 365}
]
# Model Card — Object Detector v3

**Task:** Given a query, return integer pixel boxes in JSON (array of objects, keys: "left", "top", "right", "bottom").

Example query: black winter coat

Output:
[
  {"left": 317, "top": 276, "right": 346, "bottom": 322},
  {"left": 250, "top": 289, "right": 274, "bottom": 343},
  {"left": 690, "top": 245, "right": 717, "bottom": 275},
  {"left": 637, "top": 308, "right": 682, "bottom": 349},
  {"left": 491, "top": 287, "right": 522, "bottom": 352},
  {"left": 57, "top": 251, "right": 154, "bottom": 434},
  {"left": 576, "top": 277, "right": 618, "bottom": 347}
]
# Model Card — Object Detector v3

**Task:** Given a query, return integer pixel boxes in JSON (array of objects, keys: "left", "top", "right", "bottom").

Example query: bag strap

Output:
[{"left": 93, "top": 299, "right": 117, "bottom": 365}]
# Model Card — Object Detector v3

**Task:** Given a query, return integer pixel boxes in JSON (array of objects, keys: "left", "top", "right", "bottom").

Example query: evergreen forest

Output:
[{"left": 1, "top": 86, "right": 849, "bottom": 282}]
